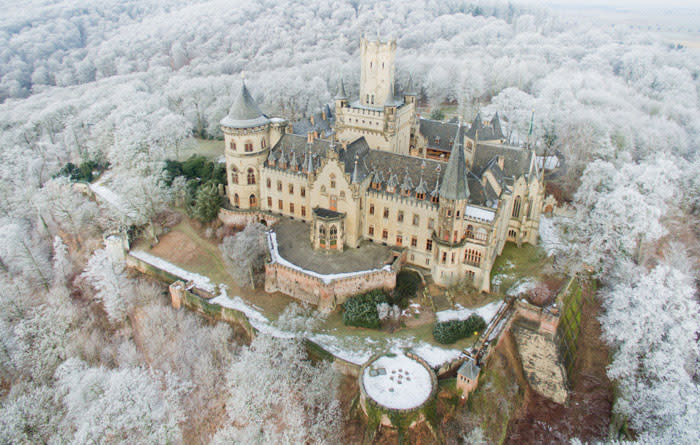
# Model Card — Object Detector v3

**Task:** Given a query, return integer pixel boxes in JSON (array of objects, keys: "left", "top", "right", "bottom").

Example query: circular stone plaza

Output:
[{"left": 359, "top": 352, "right": 437, "bottom": 427}]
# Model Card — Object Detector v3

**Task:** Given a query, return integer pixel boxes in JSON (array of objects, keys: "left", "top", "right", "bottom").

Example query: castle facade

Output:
[{"left": 220, "top": 38, "right": 544, "bottom": 293}]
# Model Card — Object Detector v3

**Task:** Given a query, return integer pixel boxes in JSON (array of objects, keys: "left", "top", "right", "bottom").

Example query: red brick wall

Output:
[{"left": 265, "top": 262, "right": 397, "bottom": 312}]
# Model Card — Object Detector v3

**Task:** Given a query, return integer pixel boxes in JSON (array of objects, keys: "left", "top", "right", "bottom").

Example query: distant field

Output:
[{"left": 178, "top": 138, "right": 224, "bottom": 161}]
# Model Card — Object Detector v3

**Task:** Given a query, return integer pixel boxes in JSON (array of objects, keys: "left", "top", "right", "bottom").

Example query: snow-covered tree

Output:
[
  {"left": 55, "top": 358, "right": 185, "bottom": 444},
  {"left": 600, "top": 259, "right": 700, "bottom": 442},
  {"left": 219, "top": 222, "right": 267, "bottom": 289},
  {"left": 81, "top": 248, "right": 133, "bottom": 323},
  {"left": 212, "top": 335, "right": 341, "bottom": 444}
]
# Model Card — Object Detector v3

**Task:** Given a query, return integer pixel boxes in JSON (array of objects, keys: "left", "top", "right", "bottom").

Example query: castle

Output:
[{"left": 220, "top": 38, "right": 544, "bottom": 304}]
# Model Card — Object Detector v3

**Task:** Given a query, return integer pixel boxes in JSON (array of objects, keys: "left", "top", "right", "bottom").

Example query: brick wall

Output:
[{"left": 265, "top": 261, "right": 398, "bottom": 312}]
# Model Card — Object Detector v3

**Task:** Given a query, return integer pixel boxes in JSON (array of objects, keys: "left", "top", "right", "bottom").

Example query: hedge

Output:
[{"left": 432, "top": 314, "right": 486, "bottom": 344}]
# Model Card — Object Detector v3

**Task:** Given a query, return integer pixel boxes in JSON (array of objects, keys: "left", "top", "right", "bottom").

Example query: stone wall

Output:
[
  {"left": 264, "top": 259, "right": 398, "bottom": 312},
  {"left": 218, "top": 207, "right": 279, "bottom": 227}
]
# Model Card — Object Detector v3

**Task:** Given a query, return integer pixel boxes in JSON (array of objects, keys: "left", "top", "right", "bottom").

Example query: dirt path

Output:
[{"left": 505, "top": 282, "right": 612, "bottom": 443}]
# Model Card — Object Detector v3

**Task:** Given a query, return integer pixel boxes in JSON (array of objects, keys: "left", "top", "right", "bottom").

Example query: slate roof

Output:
[
  {"left": 419, "top": 118, "right": 463, "bottom": 153},
  {"left": 457, "top": 357, "right": 480, "bottom": 380},
  {"left": 313, "top": 207, "right": 344, "bottom": 219},
  {"left": 464, "top": 112, "right": 505, "bottom": 141},
  {"left": 289, "top": 105, "right": 335, "bottom": 138},
  {"left": 473, "top": 143, "right": 533, "bottom": 178},
  {"left": 221, "top": 81, "right": 270, "bottom": 129},
  {"left": 265, "top": 133, "right": 519, "bottom": 208},
  {"left": 420, "top": 113, "right": 505, "bottom": 154},
  {"left": 439, "top": 122, "right": 470, "bottom": 201}
]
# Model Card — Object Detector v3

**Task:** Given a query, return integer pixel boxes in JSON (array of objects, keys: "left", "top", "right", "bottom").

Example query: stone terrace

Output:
[{"left": 274, "top": 219, "right": 396, "bottom": 274}]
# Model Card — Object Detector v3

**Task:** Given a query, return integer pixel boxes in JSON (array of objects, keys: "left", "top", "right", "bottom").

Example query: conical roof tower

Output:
[
  {"left": 221, "top": 78, "right": 270, "bottom": 128},
  {"left": 439, "top": 121, "right": 470, "bottom": 201}
]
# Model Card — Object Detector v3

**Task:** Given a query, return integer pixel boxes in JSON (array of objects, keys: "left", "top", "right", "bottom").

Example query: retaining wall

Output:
[{"left": 264, "top": 260, "right": 398, "bottom": 312}]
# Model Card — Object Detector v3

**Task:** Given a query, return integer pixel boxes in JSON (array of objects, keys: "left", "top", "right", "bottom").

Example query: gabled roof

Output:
[
  {"left": 419, "top": 118, "right": 464, "bottom": 153},
  {"left": 221, "top": 80, "right": 270, "bottom": 129},
  {"left": 464, "top": 112, "right": 505, "bottom": 141},
  {"left": 439, "top": 122, "right": 470, "bottom": 201}
]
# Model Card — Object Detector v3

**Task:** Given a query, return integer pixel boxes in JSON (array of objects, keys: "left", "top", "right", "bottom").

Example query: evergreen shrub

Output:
[{"left": 432, "top": 314, "right": 486, "bottom": 344}]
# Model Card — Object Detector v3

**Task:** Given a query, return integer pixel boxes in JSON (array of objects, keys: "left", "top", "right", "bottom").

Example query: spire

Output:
[
  {"left": 400, "top": 169, "right": 413, "bottom": 193},
  {"left": 439, "top": 120, "right": 470, "bottom": 201},
  {"left": 430, "top": 176, "right": 441, "bottom": 199},
  {"left": 220, "top": 79, "right": 270, "bottom": 129},
  {"left": 278, "top": 148, "right": 287, "bottom": 167},
  {"left": 351, "top": 154, "right": 362, "bottom": 183},
  {"left": 304, "top": 144, "right": 314, "bottom": 174},
  {"left": 405, "top": 75, "right": 416, "bottom": 96},
  {"left": 415, "top": 161, "right": 427, "bottom": 196},
  {"left": 335, "top": 77, "right": 347, "bottom": 100},
  {"left": 289, "top": 150, "right": 298, "bottom": 170}
]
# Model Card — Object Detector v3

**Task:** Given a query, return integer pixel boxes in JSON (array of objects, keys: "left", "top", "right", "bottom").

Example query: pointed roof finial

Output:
[
  {"left": 221, "top": 77, "right": 270, "bottom": 129},
  {"left": 335, "top": 76, "right": 348, "bottom": 100},
  {"left": 405, "top": 75, "right": 416, "bottom": 96},
  {"left": 351, "top": 154, "right": 362, "bottom": 183},
  {"left": 439, "top": 120, "right": 470, "bottom": 201}
]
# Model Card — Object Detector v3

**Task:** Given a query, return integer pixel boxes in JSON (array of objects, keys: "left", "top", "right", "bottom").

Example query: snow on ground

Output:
[
  {"left": 362, "top": 353, "right": 434, "bottom": 410},
  {"left": 539, "top": 216, "right": 565, "bottom": 256},
  {"left": 130, "top": 250, "right": 216, "bottom": 293},
  {"left": 436, "top": 300, "right": 502, "bottom": 323},
  {"left": 410, "top": 343, "right": 462, "bottom": 368},
  {"left": 267, "top": 231, "right": 392, "bottom": 284},
  {"left": 133, "top": 249, "right": 487, "bottom": 368},
  {"left": 211, "top": 291, "right": 294, "bottom": 339},
  {"left": 506, "top": 278, "right": 537, "bottom": 297},
  {"left": 89, "top": 180, "right": 132, "bottom": 217}
]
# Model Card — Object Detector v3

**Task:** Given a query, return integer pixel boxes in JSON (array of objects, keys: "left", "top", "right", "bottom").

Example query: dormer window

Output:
[
  {"left": 416, "top": 192, "right": 425, "bottom": 200},
  {"left": 431, "top": 195, "right": 439, "bottom": 204},
  {"left": 434, "top": 136, "right": 440, "bottom": 144}
]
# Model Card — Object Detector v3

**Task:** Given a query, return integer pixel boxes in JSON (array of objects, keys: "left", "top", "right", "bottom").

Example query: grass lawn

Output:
[
  {"left": 490, "top": 242, "right": 559, "bottom": 296},
  {"left": 177, "top": 138, "right": 224, "bottom": 161},
  {"left": 138, "top": 216, "right": 481, "bottom": 353}
]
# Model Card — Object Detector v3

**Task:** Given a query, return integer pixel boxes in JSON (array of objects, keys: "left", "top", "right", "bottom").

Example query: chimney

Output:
[
  {"left": 497, "top": 155, "right": 505, "bottom": 170},
  {"left": 307, "top": 132, "right": 314, "bottom": 143},
  {"left": 310, "top": 115, "right": 315, "bottom": 126},
  {"left": 322, "top": 109, "right": 327, "bottom": 121}
]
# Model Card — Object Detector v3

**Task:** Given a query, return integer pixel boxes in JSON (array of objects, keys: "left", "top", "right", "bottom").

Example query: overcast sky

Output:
[{"left": 530, "top": 0, "right": 700, "bottom": 9}]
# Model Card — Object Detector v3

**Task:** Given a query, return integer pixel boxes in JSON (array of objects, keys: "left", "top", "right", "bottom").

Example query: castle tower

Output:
[
  {"left": 433, "top": 121, "right": 470, "bottom": 285},
  {"left": 360, "top": 37, "right": 396, "bottom": 107},
  {"left": 221, "top": 79, "right": 286, "bottom": 210}
]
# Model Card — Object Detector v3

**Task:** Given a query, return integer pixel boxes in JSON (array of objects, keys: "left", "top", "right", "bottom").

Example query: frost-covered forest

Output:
[{"left": 1, "top": 0, "right": 699, "bottom": 443}]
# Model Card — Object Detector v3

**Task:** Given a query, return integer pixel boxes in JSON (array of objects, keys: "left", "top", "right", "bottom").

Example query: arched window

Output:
[
  {"left": 249, "top": 194, "right": 257, "bottom": 207},
  {"left": 247, "top": 168, "right": 256, "bottom": 185},
  {"left": 330, "top": 225, "right": 338, "bottom": 246},
  {"left": 526, "top": 199, "right": 532, "bottom": 218},
  {"left": 330, "top": 174, "right": 336, "bottom": 189},
  {"left": 233, "top": 193, "right": 239, "bottom": 207},
  {"left": 320, "top": 185, "right": 327, "bottom": 194},
  {"left": 266, "top": 178, "right": 271, "bottom": 188},
  {"left": 340, "top": 191, "right": 345, "bottom": 199},
  {"left": 319, "top": 225, "right": 327, "bottom": 247},
  {"left": 261, "top": 138, "right": 266, "bottom": 149},
  {"left": 245, "top": 141, "right": 254, "bottom": 152},
  {"left": 231, "top": 167, "right": 238, "bottom": 184},
  {"left": 476, "top": 228, "right": 488, "bottom": 241},
  {"left": 230, "top": 141, "right": 236, "bottom": 151},
  {"left": 512, "top": 196, "right": 521, "bottom": 218}
]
